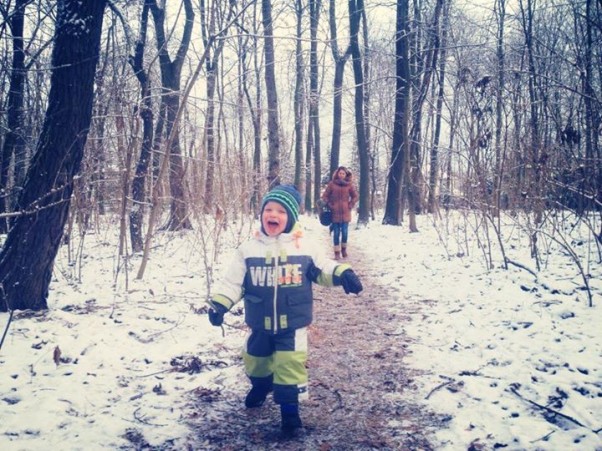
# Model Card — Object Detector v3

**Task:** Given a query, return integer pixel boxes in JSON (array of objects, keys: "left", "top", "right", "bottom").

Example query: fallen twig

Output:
[
  {"left": 0, "top": 307, "right": 13, "bottom": 351},
  {"left": 0, "top": 285, "right": 13, "bottom": 351},
  {"left": 331, "top": 388, "right": 344, "bottom": 413},
  {"left": 530, "top": 430, "right": 555, "bottom": 444},
  {"left": 425, "top": 380, "right": 454, "bottom": 400},
  {"left": 507, "top": 258, "right": 538, "bottom": 278},
  {"left": 133, "top": 407, "right": 167, "bottom": 427},
  {"left": 508, "top": 385, "right": 586, "bottom": 428}
]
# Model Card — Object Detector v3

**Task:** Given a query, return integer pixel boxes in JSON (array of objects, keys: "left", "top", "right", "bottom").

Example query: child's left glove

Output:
[
  {"left": 341, "top": 269, "right": 363, "bottom": 294},
  {"left": 208, "top": 302, "right": 228, "bottom": 326}
]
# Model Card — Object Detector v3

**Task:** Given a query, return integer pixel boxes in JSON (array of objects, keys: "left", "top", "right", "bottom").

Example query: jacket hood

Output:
[{"left": 331, "top": 167, "right": 353, "bottom": 184}]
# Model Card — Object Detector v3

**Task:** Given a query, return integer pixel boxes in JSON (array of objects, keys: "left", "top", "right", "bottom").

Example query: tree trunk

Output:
[
  {"left": 0, "top": 0, "right": 28, "bottom": 234},
  {"left": 582, "top": 0, "right": 599, "bottom": 211},
  {"left": 520, "top": 0, "right": 544, "bottom": 265},
  {"left": 204, "top": 67, "right": 218, "bottom": 213},
  {"left": 128, "top": 2, "right": 154, "bottom": 253},
  {"left": 202, "top": 1, "right": 234, "bottom": 213},
  {"left": 328, "top": 0, "right": 351, "bottom": 175},
  {"left": 427, "top": 0, "right": 450, "bottom": 214},
  {"left": 310, "top": 0, "right": 322, "bottom": 211},
  {"left": 348, "top": 0, "right": 370, "bottom": 225},
  {"left": 0, "top": 0, "right": 107, "bottom": 312},
  {"left": 492, "top": 0, "right": 506, "bottom": 218},
  {"left": 409, "top": 0, "right": 444, "bottom": 218},
  {"left": 149, "top": 0, "right": 194, "bottom": 231},
  {"left": 294, "top": 0, "right": 306, "bottom": 191},
  {"left": 305, "top": 119, "right": 314, "bottom": 213},
  {"left": 383, "top": 0, "right": 411, "bottom": 226},
  {"left": 262, "top": 0, "right": 281, "bottom": 188},
  {"left": 241, "top": 5, "right": 263, "bottom": 213}
]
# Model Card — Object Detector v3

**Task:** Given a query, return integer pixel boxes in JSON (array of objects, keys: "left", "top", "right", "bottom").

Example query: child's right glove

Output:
[
  {"left": 207, "top": 301, "right": 228, "bottom": 326},
  {"left": 341, "top": 269, "right": 363, "bottom": 294}
]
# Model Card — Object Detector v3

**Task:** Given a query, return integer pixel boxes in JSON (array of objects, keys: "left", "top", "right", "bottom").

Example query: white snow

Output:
[{"left": 0, "top": 211, "right": 600, "bottom": 450}]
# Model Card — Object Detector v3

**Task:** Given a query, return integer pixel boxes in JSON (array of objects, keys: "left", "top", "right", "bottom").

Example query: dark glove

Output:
[
  {"left": 208, "top": 302, "right": 228, "bottom": 326},
  {"left": 341, "top": 269, "right": 363, "bottom": 295}
]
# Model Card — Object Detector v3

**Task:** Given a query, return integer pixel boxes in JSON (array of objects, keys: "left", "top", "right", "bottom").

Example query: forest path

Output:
[{"left": 178, "top": 232, "right": 440, "bottom": 450}]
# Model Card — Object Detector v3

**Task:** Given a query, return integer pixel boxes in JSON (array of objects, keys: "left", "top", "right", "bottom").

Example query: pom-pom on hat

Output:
[{"left": 261, "top": 184, "right": 302, "bottom": 233}]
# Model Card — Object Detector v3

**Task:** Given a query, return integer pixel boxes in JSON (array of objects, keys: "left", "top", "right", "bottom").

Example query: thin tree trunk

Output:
[
  {"left": 294, "top": 0, "right": 305, "bottom": 191},
  {"left": 128, "top": 2, "right": 154, "bottom": 253},
  {"left": 409, "top": 0, "right": 443, "bottom": 218},
  {"left": 0, "top": 0, "right": 28, "bottom": 234},
  {"left": 310, "top": 0, "right": 322, "bottom": 211},
  {"left": 519, "top": 0, "right": 543, "bottom": 266},
  {"left": 262, "top": 0, "right": 281, "bottom": 188},
  {"left": 348, "top": 0, "right": 370, "bottom": 225},
  {"left": 427, "top": 0, "right": 450, "bottom": 214},
  {"left": 493, "top": 0, "right": 506, "bottom": 218},
  {"left": 328, "top": 0, "right": 352, "bottom": 175},
  {"left": 582, "top": 0, "right": 598, "bottom": 211},
  {"left": 201, "top": 0, "right": 235, "bottom": 213},
  {"left": 149, "top": 0, "right": 194, "bottom": 231},
  {"left": 241, "top": 7, "right": 263, "bottom": 213}
]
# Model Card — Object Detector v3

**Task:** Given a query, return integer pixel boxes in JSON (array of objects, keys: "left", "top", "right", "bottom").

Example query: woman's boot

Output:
[
  {"left": 341, "top": 243, "right": 348, "bottom": 258},
  {"left": 334, "top": 245, "right": 341, "bottom": 260}
]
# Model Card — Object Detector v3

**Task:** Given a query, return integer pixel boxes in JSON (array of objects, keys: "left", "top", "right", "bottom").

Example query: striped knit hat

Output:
[{"left": 261, "top": 184, "right": 302, "bottom": 233}]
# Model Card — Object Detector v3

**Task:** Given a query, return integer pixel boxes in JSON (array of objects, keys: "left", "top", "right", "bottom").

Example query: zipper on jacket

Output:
[{"left": 272, "top": 241, "right": 280, "bottom": 334}]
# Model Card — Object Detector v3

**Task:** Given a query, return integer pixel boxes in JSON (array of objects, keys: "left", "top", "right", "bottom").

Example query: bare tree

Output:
[
  {"left": 128, "top": 1, "right": 154, "bottom": 253},
  {"left": 200, "top": 0, "right": 236, "bottom": 212},
  {"left": 427, "top": 0, "right": 451, "bottom": 214},
  {"left": 518, "top": 0, "right": 545, "bottom": 267},
  {"left": 0, "top": 0, "right": 107, "bottom": 312},
  {"left": 491, "top": 0, "right": 506, "bottom": 219},
  {"left": 239, "top": 3, "right": 263, "bottom": 213},
  {"left": 293, "top": 0, "right": 307, "bottom": 205},
  {"left": 327, "top": 0, "right": 352, "bottom": 177},
  {"left": 262, "top": 0, "right": 281, "bottom": 187},
  {"left": 149, "top": 0, "right": 194, "bottom": 230},
  {"left": 383, "top": 0, "right": 412, "bottom": 227},
  {"left": 348, "top": 0, "right": 370, "bottom": 224},
  {"left": 309, "top": 0, "right": 322, "bottom": 210},
  {"left": 0, "top": 0, "right": 29, "bottom": 234},
  {"left": 409, "top": 0, "right": 444, "bottom": 218}
]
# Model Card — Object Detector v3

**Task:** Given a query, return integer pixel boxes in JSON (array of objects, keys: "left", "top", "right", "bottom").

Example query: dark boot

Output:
[
  {"left": 341, "top": 244, "right": 348, "bottom": 258},
  {"left": 280, "top": 404, "right": 302, "bottom": 437},
  {"left": 245, "top": 387, "right": 271, "bottom": 408}
]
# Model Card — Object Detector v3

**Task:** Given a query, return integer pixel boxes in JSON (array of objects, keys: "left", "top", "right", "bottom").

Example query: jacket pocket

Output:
[
  {"left": 285, "top": 293, "right": 312, "bottom": 329},
  {"left": 244, "top": 294, "right": 266, "bottom": 330}
]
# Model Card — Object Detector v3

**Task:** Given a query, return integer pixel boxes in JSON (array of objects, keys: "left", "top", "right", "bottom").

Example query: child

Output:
[{"left": 207, "top": 184, "right": 363, "bottom": 437}]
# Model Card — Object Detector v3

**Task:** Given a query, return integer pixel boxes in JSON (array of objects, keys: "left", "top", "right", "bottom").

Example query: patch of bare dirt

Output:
[{"left": 171, "top": 245, "right": 443, "bottom": 450}]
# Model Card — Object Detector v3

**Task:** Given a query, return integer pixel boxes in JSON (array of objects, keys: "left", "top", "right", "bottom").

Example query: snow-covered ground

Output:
[{"left": 0, "top": 211, "right": 600, "bottom": 450}]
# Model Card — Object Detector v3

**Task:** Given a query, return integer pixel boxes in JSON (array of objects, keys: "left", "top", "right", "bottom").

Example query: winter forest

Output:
[
  {"left": 0, "top": 0, "right": 601, "bottom": 449},
  {"left": 0, "top": 0, "right": 600, "bottom": 310}
]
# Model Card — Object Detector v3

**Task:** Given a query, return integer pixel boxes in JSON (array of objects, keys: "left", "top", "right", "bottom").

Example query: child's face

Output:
[{"left": 261, "top": 201, "right": 288, "bottom": 236}]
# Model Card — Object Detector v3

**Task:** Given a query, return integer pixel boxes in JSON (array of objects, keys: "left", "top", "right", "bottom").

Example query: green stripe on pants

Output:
[
  {"left": 242, "top": 352, "right": 273, "bottom": 378},
  {"left": 273, "top": 350, "right": 307, "bottom": 385}
]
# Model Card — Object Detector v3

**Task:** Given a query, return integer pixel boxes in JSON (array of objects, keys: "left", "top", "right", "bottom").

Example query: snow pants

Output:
[{"left": 242, "top": 327, "right": 308, "bottom": 405}]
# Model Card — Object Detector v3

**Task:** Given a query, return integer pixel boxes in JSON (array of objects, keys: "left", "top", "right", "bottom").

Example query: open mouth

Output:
[{"left": 265, "top": 219, "right": 281, "bottom": 233}]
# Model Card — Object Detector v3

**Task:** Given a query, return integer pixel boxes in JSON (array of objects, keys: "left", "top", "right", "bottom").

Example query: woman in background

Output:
[{"left": 321, "top": 166, "right": 358, "bottom": 259}]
